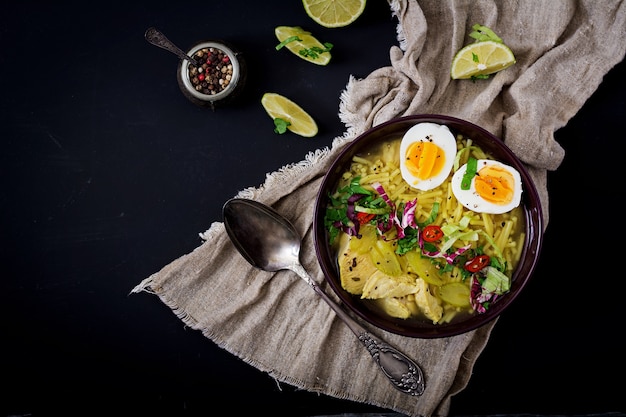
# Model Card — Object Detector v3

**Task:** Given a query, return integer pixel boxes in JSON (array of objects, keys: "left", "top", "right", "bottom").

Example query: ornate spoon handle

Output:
[
  {"left": 291, "top": 263, "right": 425, "bottom": 396},
  {"left": 356, "top": 330, "right": 425, "bottom": 396},
  {"left": 144, "top": 27, "right": 200, "bottom": 67}
]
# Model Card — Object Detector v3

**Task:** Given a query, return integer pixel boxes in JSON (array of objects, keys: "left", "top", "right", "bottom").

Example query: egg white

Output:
[
  {"left": 399, "top": 123, "right": 457, "bottom": 191},
  {"left": 451, "top": 159, "right": 522, "bottom": 214}
]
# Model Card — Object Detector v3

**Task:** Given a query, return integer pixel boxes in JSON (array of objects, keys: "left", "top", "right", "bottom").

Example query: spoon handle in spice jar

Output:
[
  {"left": 290, "top": 263, "right": 426, "bottom": 396},
  {"left": 144, "top": 27, "right": 201, "bottom": 67}
]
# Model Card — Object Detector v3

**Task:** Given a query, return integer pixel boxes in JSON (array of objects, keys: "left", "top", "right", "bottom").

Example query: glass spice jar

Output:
[{"left": 177, "top": 40, "right": 246, "bottom": 109}]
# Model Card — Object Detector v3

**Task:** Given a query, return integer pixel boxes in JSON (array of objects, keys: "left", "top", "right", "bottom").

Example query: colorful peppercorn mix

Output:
[{"left": 187, "top": 47, "right": 234, "bottom": 95}]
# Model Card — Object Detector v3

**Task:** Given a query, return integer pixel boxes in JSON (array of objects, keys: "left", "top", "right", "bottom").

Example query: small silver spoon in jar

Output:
[
  {"left": 144, "top": 27, "right": 202, "bottom": 67},
  {"left": 222, "top": 198, "right": 425, "bottom": 396}
]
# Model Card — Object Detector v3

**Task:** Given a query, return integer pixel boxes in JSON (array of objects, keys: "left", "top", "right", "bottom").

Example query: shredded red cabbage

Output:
[
  {"left": 401, "top": 199, "right": 418, "bottom": 229},
  {"left": 372, "top": 182, "right": 421, "bottom": 239},
  {"left": 372, "top": 182, "right": 394, "bottom": 208},
  {"left": 420, "top": 240, "right": 471, "bottom": 264},
  {"left": 334, "top": 193, "right": 369, "bottom": 237},
  {"left": 470, "top": 275, "right": 499, "bottom": 313},
  {"left": 372, "top": 182, "right": 397, "bottom": 236}
]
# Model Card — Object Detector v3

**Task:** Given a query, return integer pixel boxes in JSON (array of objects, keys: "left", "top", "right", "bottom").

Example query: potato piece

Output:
[
  {"left": 413, "top": 278, "right": 443, "bottom": 324},
  {"left": 404, "top": 251, "right": 444, "bottom": 285},
  {"left": 361, "top": 270, "right": 418, "bottom": 299},
  {"left": 337, "top": 233, "right": 378, "bottom": 295},
  {"left": 370, "top": 239, "right": 402, "bottom": 276},
  {"left": 439, "top": 282, "right": 471, "bottom": 308},
  {"left": 349, "top": 224, "right": 377, "bottom": 254}
]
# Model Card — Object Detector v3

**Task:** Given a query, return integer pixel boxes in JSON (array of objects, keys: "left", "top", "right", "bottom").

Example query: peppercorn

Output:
[{"left": 187, "top": 47, "right": 234, "bottom": 96}]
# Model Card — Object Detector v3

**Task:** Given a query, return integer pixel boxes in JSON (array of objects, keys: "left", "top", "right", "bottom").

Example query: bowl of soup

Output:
[{"left": 313, "top": 114, "right": 543, "bottom": 338}]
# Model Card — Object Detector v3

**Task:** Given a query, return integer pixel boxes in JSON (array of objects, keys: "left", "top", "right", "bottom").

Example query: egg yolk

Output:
[
  {"left": 475, "top": 165, "right": 515, "bottom": 205},
  {"left": 405, "top": 141, "right": 446, "bottom": 180}
]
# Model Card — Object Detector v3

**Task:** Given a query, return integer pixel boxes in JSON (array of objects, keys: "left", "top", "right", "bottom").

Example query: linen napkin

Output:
[{"left": 132, "top": 1, "right": 626, "bottom": 415}]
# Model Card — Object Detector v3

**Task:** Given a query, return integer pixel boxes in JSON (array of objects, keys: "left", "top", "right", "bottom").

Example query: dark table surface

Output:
[{"left": 3, "top": 2, "right": 625, "bottom": 416}]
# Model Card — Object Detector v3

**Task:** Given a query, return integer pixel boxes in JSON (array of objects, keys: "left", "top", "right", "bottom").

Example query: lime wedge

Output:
[
  {"left": 275, "top": 26, "right": 331, "bottom": 66},
  {"left": 261, "top": 93, "right": 318, "bottom": 137},
  {"left": 451, "top": 40, "right": 516, "bottom": 80}
]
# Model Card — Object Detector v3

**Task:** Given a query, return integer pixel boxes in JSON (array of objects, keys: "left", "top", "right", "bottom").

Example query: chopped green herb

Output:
[
  {"left": 273, "top": 118, "right": 291, "bottom": 134},
  {"left": 461, "top": 157, "right": 478, "bottom": 190},
  {"left": 396, "top": 227, "right": 419, "bottom": 255},
  {"left": 416, "top": 202, "right": 440, "bottom": 228},
  {"left": 275, "top": 36, "right": 302, "bottom": 50},
  {"left": 343, "top": 176, "right": 373, "bottom": 196},
  {"left": 299, "top": 42, "right": 333, "bottom": 60},
  {"left": 470, "top": 74, "right": 490, "bottom": 81},
  {"left": 472, "top": 52, "right": 479, "bottom": 63}
]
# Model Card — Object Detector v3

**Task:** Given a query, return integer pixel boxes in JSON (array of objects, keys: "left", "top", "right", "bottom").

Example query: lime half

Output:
[{"left": 302, "top": 0, "right": 366, "bottom": 28}]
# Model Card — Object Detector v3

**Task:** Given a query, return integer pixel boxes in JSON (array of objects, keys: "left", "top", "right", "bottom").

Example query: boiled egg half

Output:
[
  {"left": 451, "top": 159, "right": 522, "bottom": 214},
  {"left": 399, "top": 123, "right": 457, "bottom": 191}
]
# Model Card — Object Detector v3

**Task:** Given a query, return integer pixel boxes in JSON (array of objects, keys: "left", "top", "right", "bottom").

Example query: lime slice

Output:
[
  {"left": 302, "top": 0, "right": 366, "bottom": 28},
  {"left": 450, "top": 40, "right": 516, "bottom": 80},
  {"left": 261, "top": 93, "right": 318, "bottom": 137},
  {"left": 274, "top": 26, "right": 331, "bottom": 66}
]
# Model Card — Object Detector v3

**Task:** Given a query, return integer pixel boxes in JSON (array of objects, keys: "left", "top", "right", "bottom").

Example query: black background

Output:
[{"left": 2, "top": 1, "right": 625, "bottom": 416}]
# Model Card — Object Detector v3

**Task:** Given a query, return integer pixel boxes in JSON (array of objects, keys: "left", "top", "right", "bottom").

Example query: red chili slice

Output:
[
  {"left": 464, "top": 254, "right": 490, "bottom": 273},
  {"left": 355, "top": 212, "right": 375, "bottom": 224},
  {"left": 422, "top": 225, "right": 444, "bottom": 242}
]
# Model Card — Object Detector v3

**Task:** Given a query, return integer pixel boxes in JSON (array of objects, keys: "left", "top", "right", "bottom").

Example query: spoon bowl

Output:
[
  {"left": 223, "top": 198, "right": 300, "bottom": 272},
  {"left": 222, "top": 198, "right": 425, "bottom": 396}
]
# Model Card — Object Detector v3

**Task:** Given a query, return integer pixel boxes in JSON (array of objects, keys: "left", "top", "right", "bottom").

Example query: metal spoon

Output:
[
  {"left": 144, "top": 27, "right": 201, "bottom": 67},
  {"left": 222, "top": 198, "right": 425, "bottom": 396}
]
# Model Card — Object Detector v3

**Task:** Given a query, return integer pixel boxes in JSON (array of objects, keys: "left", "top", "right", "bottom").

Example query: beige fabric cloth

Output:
[{"left": 132, "top": 1, "right": 626, "bottom": 416}]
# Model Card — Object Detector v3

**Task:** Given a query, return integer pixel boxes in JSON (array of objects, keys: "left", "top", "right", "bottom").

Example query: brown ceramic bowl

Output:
[{"left": 313, "top": 114, "right": 543, "bottom": 338}]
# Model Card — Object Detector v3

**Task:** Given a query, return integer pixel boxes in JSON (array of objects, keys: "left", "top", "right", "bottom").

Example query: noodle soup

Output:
[{"left": 323, "top": 129, "right": 525, "bottom": 326}]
